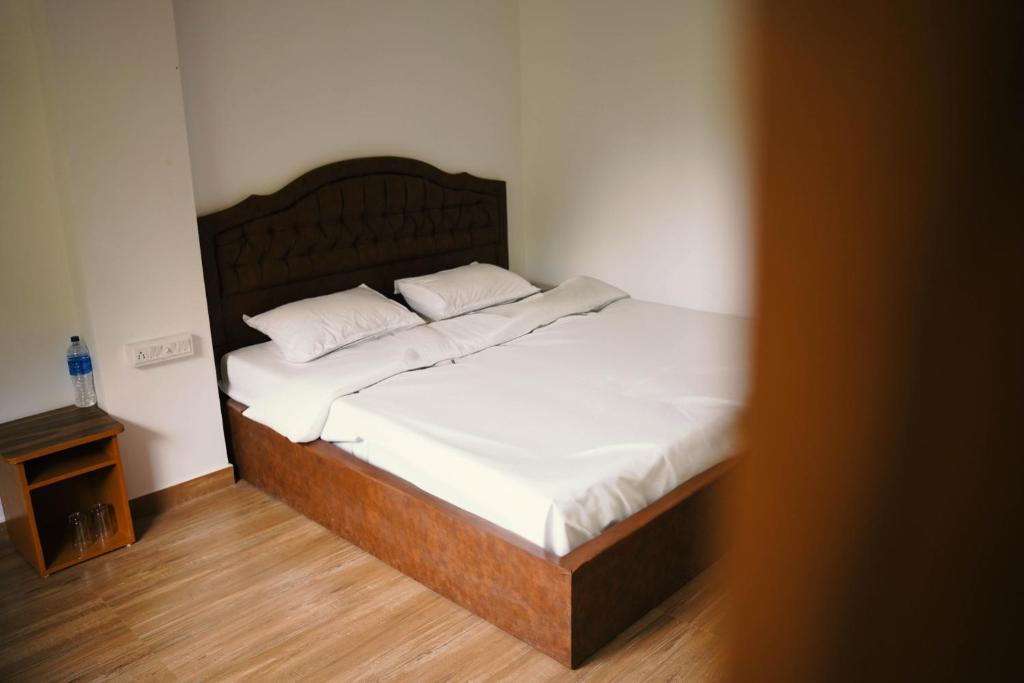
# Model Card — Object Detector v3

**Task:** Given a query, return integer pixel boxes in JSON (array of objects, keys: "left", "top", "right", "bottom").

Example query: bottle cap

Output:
[{"left": 70, "top": 335, "right": 80, "bottom": 342}]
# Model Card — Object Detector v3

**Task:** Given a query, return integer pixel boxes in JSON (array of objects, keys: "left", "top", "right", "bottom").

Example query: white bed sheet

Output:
[
  {"left": 221, "top": 294, "right": 749, "bottom": 556},
  {"left": 219, "top": 340, "right": 293, "bottom": 409}
]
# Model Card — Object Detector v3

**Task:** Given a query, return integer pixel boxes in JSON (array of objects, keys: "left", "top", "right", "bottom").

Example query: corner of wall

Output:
[
  {"left": 25, "top": 0, "right": 94, "bottom": 347},
  {"left": 19, "top": 0, "right": 229, "bottom": 504}
]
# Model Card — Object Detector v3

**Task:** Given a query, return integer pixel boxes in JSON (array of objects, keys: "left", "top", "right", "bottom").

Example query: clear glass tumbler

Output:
[
  {"left": 68, "top": 511, "right": 93, "bottom": 554},
  {"left": 89, "top": 502, "right": 115, "bottom": 542}
]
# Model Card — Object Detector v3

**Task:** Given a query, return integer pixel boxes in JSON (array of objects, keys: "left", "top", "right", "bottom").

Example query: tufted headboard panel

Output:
[{"left": 198, "top": 157, "right": 508, "bottom": 363}]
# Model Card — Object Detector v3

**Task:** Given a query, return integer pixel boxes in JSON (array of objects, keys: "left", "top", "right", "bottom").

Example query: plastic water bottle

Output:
[{"left": 67, "top": 335, "right": 97, "bottom": 408}]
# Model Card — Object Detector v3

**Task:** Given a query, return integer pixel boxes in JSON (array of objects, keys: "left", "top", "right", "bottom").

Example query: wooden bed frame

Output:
[{"left": 198, "top": 157, "right": 735, "bottom": 667}]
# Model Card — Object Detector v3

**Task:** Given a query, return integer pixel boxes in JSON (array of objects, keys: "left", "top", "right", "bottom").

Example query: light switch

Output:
[{"left": 125, "top": 333, "right": 195, "bottom": 367}]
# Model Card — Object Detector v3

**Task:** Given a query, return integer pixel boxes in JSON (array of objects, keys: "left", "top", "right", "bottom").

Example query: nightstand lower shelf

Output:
[{"left": 45, "top": 529, "right": 133, "bottom": 574}]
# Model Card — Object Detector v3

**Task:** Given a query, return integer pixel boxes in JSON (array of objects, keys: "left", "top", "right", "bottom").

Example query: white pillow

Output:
[
  {"left": 243, "top": 285, "right": 422, "bottom": 363},
  {"left": 394, "top": 262, "right": 540, "bottom": 321}
]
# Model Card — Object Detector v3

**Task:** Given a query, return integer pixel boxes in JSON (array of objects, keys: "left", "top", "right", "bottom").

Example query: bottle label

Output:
[{"left": 68, "top": 356, "right": 93, "bottom": 376}]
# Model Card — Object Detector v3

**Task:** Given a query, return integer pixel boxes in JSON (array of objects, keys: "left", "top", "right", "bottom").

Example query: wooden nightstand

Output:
[{"left": 0, "top": 405, "right": 136, "bottom": 576}]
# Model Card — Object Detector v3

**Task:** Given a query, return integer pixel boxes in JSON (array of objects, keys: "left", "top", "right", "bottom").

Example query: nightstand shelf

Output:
[
  {"left": 45, "top": 528, "right": 133, "bottom": 574},
  {"left": 0, "top": 405, "right": 135, "bottom": 576},
  {"left": 24, "top": 441, "right": 115, "bottom": 489}
]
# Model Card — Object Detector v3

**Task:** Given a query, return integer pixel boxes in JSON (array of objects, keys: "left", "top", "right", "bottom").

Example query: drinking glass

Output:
[
  {"left": 68, "top": 511, "right": 92, "bottom": 554},
  {"left": 89, "top": 502, "right": 115, "bottom": 542}
]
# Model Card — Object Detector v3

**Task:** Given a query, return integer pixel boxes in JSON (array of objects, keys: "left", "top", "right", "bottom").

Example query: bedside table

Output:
[{"left": 0, "top": 405, "right": 136, "bottom": 576}]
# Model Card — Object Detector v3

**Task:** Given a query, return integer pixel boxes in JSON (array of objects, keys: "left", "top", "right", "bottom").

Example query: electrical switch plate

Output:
[{"left": 125, "top": 333, "right": 195, "bottom": 367}]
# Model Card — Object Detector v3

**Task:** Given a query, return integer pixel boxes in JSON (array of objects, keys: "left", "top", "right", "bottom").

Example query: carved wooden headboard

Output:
[{"left": 197, "top": 157, "right": 507, "bottom": 363}]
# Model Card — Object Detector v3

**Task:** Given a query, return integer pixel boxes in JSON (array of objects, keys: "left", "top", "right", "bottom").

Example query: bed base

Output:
[{"left": 226, "top": 399, "right": 733, "bottom": 668}]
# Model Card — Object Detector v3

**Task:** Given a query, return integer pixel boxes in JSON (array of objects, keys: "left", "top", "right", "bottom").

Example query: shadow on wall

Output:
[{"left": 113, "top": 418, "right": 165, "bottom": 539}]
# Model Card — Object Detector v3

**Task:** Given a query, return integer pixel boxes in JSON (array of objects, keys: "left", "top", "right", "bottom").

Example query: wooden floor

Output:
[{"left": 0, "top": 482, "right": 725, "bottom": 682}]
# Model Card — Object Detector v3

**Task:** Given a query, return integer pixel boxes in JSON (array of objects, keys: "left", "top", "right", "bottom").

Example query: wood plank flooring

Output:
[{"left": 0, "top": 482, "right": 725, "bottom": 681}]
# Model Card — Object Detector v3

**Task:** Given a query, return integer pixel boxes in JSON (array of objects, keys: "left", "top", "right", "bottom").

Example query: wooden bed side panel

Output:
[
  {"left": 567, "top": 462, "right": 734, "bottom": 667},
  {"left": 227, "top": 404, "right": 574, "bottom": 665}
]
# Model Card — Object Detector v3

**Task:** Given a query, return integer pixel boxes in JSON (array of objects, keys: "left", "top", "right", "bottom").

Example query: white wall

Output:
[
  {"left": 173, "top": 0, "right": 750, "bottom": 309},
  {"left": 520, "top": 0, "right": 751, "bottom": 315},
  {"left": 0, "top": 0, "right": 84, "bottom": 521},
  {"left": 27, "top": 0, "right": 229, "bottom": 502},
  {"left": 0, "top": 0, "right": 80, "bottom": 425},
  {"left": 173, "top": 0, "right": 525, "bottom": 269}
]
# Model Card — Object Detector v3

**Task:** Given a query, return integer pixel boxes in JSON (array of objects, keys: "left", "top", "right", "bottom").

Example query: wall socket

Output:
[{"left": 126, "top": 333, "right": 195, "bottom": 368}]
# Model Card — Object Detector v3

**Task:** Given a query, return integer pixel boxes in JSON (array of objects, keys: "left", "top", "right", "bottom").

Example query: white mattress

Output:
[
  {"left": 221, "top": 340, "right": 317, "bottom": 410},
  {"left": 221, "top": 296, "right": 748, "bottom": 556}
]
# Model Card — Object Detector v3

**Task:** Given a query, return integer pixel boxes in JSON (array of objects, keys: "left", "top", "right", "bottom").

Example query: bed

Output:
[{"left": 198, "top": 157, "right": 745, "bottom": 667}]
